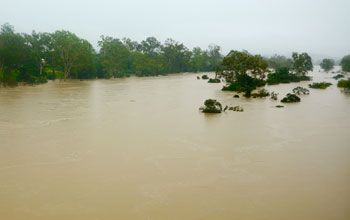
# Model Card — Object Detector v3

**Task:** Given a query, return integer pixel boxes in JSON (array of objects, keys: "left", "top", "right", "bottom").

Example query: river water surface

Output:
[{"left": 0, "top": 67, "right": 349, "bottom": 220}]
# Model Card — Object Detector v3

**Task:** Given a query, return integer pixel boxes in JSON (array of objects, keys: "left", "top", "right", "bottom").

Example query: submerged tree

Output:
[
  {"left": 291, "top": 52, "right": 313, "bottom": 76},
  {"left": 52, "top": 30, "right": 94, "bottom": 80},
  {"left": 217, "top": 50, "right": 268, "bottom": 97},
  {"left": 0, "top": 23, "right": 26, "bottom": 85},
  {"left": 217, "top": 50, "right": 268, "bottom": 84},
  {"left": 266, "top": 55, "right": 292, "bottom": 70},
  {"left": 161, "top": 38, "right": 192, "bottom": 73},
  {"left": 320, "top": 58, "right": 334, "bottom": 72},
  {"left": 340, "top": 55, "right": 350, "bottom": 72},
  {"left": 98, "top": 36, "right": 130, "bottom": 78}
]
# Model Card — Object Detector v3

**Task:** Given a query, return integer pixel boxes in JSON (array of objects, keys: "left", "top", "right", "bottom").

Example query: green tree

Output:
[
  {"left": 52, "top": 30, "right": 90, "bottom": 80},
  {"left": 217, "top": 50, "right": 268, "bottom": 97},
  {"left": 291, "top": 52, "right": 313, "bottom": 76},
  {"left": 266, "top": 55, "right": 292, "bottom": 70},
  {"left": 140, "top": 37, "right": 161, "bottom": 57},
  {"left": 207, "top": 44, "right": 223, "bottom": 70},
  {"left": 217, "top": 50, "right": 268, "bottom": 84},
  {"left": 189, "top": 47, "right": 208, "bottom": 72},
  {"left": 340, "top": 55, "right": 350, "bottom": 72},
  {"left": 0, "top": 23, "right": 26, "bottom": 85},
  {"left": 98, "top": 36, "right": 130, "bottom": 78},
  {"left": 161, "top": 38, "right": 191, "bottom": 73},
  {"left": 70, "top": 39, "right": 96, "bottom": 79},
  {"left": 320, "top": 58, "right": 334, "bottom": 72}
]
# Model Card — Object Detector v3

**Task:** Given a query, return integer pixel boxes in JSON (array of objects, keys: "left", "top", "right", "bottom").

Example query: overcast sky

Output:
[{"left": 1, "top": 0, "right": 349, "bottom": 59}]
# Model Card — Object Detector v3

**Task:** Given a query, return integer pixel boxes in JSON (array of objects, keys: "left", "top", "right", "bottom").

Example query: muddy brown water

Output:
[{"left": 0, "top": 66, "right": 349, "bottom": 220}]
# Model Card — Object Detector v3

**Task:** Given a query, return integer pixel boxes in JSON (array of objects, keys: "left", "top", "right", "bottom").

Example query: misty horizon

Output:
[{"left": 1, "top": 0, "right": 349, "bottom": 59}]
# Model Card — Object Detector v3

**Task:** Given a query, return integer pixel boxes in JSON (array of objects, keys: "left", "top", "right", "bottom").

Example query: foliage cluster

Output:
[
  {"left": 0, "top": 23, "right": 223, "bottom": 86},
  {"left": 340, "top": 55, "right": 350, "bottom": 72},
  {"left": 200, "top": 99, "right": 222, "bottom": 113},
  {"left": 281, "top": 93, "right": 301, "bottom": 103},
  {"left": 337, "top": 79, "right": 350, "bottom": 88},
  {"left": 320, "top": 59, "right": 335, "bottom": 72},
  {"left": 292, "top": 86, "right": 310, "bottom": 95},
  {"left": 309, "top": 82, "right": 332, "bottom": 89},
  {"left": 251, "top": 88, "right": 270, "bottom": 98},
  {"left": 333, "top": 74, "right": 344, "bottom": 80},
  {"left": 208, "top": 78, "right": 220, "bottom": 83}
]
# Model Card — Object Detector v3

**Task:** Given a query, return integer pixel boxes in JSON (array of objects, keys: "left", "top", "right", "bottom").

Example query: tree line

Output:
[
  {"left": 1, "top": 23, "right": 349, "bottom": 88},
  {"left": 0, "top": 23, "right": 223, "bottom": 86}
]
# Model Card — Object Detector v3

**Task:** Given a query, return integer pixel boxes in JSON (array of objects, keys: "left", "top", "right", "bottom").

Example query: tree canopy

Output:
[
  {"left": 0, "top": 23, "right": 224, "bottom": 86},
  {"left": 320, "top": 58, "right": 334, "bottom": 72},
  {"left": 340, "top": 55, "right": 350, "bottom": 72},
  {"left": 217, "top": 50, "right": 268, "bottom": 96},
  {"left": 291, "top": 52, "right": 313, "bottom": 76}
]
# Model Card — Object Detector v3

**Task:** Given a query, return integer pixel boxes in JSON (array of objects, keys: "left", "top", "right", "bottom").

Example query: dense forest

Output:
[
  {"left": 1, "top": 23, "right": 349, "bottom": 87},
  {"left": 0, "top": 23, "right": 223, "bottom": 86}
]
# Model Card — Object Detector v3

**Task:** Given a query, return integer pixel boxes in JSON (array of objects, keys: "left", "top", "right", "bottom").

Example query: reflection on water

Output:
[{"left": 0, "top": 67, "right": 349, "bottom": 220}]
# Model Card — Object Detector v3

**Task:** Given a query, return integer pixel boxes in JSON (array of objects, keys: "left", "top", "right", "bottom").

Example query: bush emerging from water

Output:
[
  {"left": 270, "top": 92, "right": 278, "bottom": 100},
  {"left": 337, "top": 79, "right": 350, "bottom": 92},
  {"left": 208, "top": 78, "right": 221, "bottom": 83},
  {"left": 233, "top": 94, "right": 240, "bottom": 98},
  {"left": 199, "top": 99, "right": 222, "bottom": 113},
  {"left": 222, "top": 73, "right": 266, "bottom": 97},
  {"left": 281, "top": 93, "right": 301, "bottom": 103},
  {"left": 251, "top": 88, "right": 270, "bottom": 98},
  {"left": 309, "top": 82, "right": 332, "bottom": 89},
  {"left": 340, "top": 55, "right": 350, "bottom": 72},
  {"left": 202, "top": 75, "right": 209, "bottom": 80},
  {"left": 333, "top": 74, "right": 344, "bottom": 80},
  {"left": 228, "top": 106, "right": 244, "bottom": 112},
  {"left": 320, "top": 58, "right": 335, "bottom": 72},
  {"left": 292, "top": 86, "right": 310, "bottom": 95},
  {"left": 267, "top": 67, "right": 311, "bottom": 85}
]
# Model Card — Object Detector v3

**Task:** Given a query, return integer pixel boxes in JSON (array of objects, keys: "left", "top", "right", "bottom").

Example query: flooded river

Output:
[{"left": 0, "top": 66, "right": 349, "bottom": 220}]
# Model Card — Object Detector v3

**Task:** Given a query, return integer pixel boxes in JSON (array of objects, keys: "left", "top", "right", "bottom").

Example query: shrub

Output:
[
  {"left": 228, "top": 106, "right": 244, "bottom": 112},
  {"left": 202, "top": 75, "right": 209, "bottom": 79},
  {"left": 337, "top": 79, "right": 350, "bottom": 88},
  {"left": 222, "top": 73, "right": 266, "bottom": 97},
  {"left": 340, "top": 55, "right": 350, "bottom": 72},
  {"left": 267, "top": 67, "right": 311, "bottom": 85},
  {"left": 281, "top": 93, "right": 301, "bottom": 103},
  {"left": 292, "top": 86, "right": 310, "bottom": 95},
  {"left": 251, "top": 88, "right": 270, "bottom": 98},
  {"left": 309, "top": 82, "right": 332, "bottom": 89},
  {"left": 270, "top": 92, "right": 278, "bottom": 100},
  {"left": 208, "top": 78, "right": 221, "bottom": 83},
  {"left": 200, "top": 99, "right": 222, "bottom": 113},
  {"left": 333, "top": 74, "right": 344, "bottom": 80},
  {"left": 233, "top": 94, "right": 240, "bottom": 98}
]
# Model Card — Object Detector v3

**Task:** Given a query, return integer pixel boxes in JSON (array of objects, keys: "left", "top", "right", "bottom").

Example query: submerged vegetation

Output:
[
  {"left": 201, "top": 75, "right": 209, "bottom": 80},
  {"left": 251, "top": 88, "right": 270, "bottom": 98},
  {"left": 333, "top": 74, "right": 344, "bottom": 80},
  {"left": 320, "top": 58, "right": 335, "bottom": 72},
  {"left": 266, "top": 67, "right": 310, "bottom": 85},
  {"left": 293, "top": 86, "right": 310, "bottom": 95},
  {"left": 340, "top": 55, "right": 350, "bottom": 72},
  {"left": 309, "top": 82, "right": 332, "bottom": 89},
  {"left": 266, "top": 53, "right": 312, "bottom": 85},
  {"left": 281, "top": 94, "right": 301, "bottom": 103},
  {"left": 337, "top": 79, "right": 350, "bottom": 93},
  {"left": 208, "top": 78, "right": 220, "bottom": 83},
  {"left": 199, "top": 99, "right": 222, "bottom": 113},
  {"left": 217, "top": 50, "right": 313, "bottom": 98},
  {"left": 218, "top": 50, "right": 267, "bottom": 97}
]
